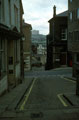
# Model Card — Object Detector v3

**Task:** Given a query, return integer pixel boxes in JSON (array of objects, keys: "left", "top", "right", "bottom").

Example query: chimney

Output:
[{"left": 53, "top": 5, "right": 56, "bottom": 17}]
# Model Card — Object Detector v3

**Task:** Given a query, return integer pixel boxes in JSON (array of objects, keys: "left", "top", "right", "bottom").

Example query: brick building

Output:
[
  {"left": 46, "top": 6, "right": 69, "bottom": 70},
  {"left": 22, "top": 22, "right": 32, "bottom": 71}
]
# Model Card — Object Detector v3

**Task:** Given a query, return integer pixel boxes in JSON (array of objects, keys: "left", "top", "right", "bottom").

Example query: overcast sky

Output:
[{"left": 22, "top": 0, "right": 68, "bottom": 35}]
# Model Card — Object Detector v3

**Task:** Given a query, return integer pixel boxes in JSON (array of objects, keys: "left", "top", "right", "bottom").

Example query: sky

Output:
[{"left": 22, "top": 0, "right": 68, "bottom": 35}]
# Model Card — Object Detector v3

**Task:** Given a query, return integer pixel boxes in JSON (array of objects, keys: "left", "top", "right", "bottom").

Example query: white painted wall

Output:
[
  {"left": 15, "top": 63, "right": 20, "bottom": 78},
  {"left": 0, "top": 0, "right": 20, "bottom": 32},
  {"left": 0, "top": 0, "right": 21, "bottom": 95}
]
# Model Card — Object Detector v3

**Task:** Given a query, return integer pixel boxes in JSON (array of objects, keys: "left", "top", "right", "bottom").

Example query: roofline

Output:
[
  {"left": 20, "top": 0, "right": 24, "bottom": 14},
  {"left": 48, "top": 10, "right": 68, "bottom": 22}
]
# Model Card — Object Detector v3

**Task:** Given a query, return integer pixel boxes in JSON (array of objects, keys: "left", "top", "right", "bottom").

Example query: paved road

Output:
[
  {"left": 24, "top": 67, "right": 72, "bottom": 77},
  {"left": 1, "top": 67, "right": 79, "bottom": 120},
  {"left": 18, "top": 68, "right": 79, "bottom": 120}
]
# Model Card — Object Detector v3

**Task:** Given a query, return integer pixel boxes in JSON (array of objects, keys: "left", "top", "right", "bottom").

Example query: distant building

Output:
[
  {"left": 31, "top": 32, "right": 46, "bottom": 55},
  {"left": 46, "top": 6, "right": 69, "bottom": 70},
  {"left": 32, "top": 30, "right": 39, "bottom": 35},
  {"left": 31, "top": 31, "right": 47, "bottom": 66},
  {"left": 0, "top": 0, "right": 24, "bottom": 95},
  {"left": 68, "top": 0, "right": 79, "bottom": 78},
  {"left": 22, "top": 22, "right": 32, "bottom": 71}
]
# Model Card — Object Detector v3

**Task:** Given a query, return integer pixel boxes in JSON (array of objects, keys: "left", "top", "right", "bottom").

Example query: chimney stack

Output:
[{"left": 53, "top": 5, "right": 56, "bottom": 17}]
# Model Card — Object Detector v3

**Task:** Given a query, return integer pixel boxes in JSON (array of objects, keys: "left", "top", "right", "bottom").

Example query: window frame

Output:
[
  {"left": 61, "top": 28, "right": 67, "bottom": 41},
  {"left": 77, "top": 8, "right": 79, "bottom": 19}
]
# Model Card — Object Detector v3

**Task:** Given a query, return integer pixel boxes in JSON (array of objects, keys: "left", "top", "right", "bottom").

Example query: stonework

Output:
[
  {"left": 0, "top": 0, "right": 23, "bottom": 95},
  {"left": 68, "top": 0, "right": 79, "bottom": 77}
]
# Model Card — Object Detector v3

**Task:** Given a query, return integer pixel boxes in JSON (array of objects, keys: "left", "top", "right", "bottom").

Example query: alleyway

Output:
[{"left": 0, "top": 67, "right": 79, "bottom": 120}]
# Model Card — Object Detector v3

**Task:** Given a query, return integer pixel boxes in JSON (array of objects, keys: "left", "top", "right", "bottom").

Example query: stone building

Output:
[
  {"left": 46, "top": 6, "right": 69, "bottom": 70},
  {"left": 22, "top": 22, "right": 32, "bottom": 71},
  {"left": 0, "top": 0, "right": 24, "bottom": 95},
  {"left": 68, "top": 0, "right": 79, "bottom": 77}
]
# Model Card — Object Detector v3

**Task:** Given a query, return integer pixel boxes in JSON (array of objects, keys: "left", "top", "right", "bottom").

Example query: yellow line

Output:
[
  {"left": 20, "top": 77, "right": 37, "bottom": 111},
  {"left": 57, "top": 94, "right": 68, "bottom": 107},
  {"left": 61, "top": 76, "right": 76, "bottom": 83}
]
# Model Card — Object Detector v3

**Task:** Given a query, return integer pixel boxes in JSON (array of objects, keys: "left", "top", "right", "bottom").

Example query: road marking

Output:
[
  {"left": 20, "top": 77, "right": 37, "bottom": 111},
  {"left": 61, "top": 76, "right": 76, "bottom": 83},
  {"left": 57, "top": 94, "right": 68, "bottom": 107}
]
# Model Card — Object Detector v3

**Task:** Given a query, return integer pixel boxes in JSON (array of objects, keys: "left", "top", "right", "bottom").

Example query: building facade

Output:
[
  {"left": 46, "top": 6, "right": 69, "bottom": 70},
  {"left": 0, "top": 0, "right": 23, "bottom": 95},
  {"left": 68, "top": 0, "right": 79, "bottom": 77},
  {"left": 22, "top": 22, "right": 32, "bottom": 71}
]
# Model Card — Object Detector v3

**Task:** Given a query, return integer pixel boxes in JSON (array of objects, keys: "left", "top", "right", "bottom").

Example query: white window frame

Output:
[
  {"left": 69, "top": 12, "right": 72, "bottom": 20},
  {"left": 61, "top": 29, "right": 67, "bottom": 41}
]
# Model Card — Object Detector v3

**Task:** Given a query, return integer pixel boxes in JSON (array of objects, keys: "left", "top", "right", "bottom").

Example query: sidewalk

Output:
[
  {"left": 63, "top": 74, "right": 76, "bottom": 81},
  {"left": 63, "top": 73, "right": 79, "bottom": 107},
  {"left": 0, "top": 77, "right": 34, "bottom": 114}
]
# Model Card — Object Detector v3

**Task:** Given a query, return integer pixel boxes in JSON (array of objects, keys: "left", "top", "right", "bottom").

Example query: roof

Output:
[
  {"left": 57, "top": 10, "right": 68, "bottom": 17},
  {"left": 23, "top": 22, "right": 32, "bottom": 29},
  {"left": 48, "top": 10, "right": 68, "bottom": 22}
]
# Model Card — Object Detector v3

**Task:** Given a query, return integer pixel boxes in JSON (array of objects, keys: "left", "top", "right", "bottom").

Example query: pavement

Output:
[
  {"left": 63, "top": 74, "right": 76, "bottom": 81},
  {"left": 0, "top": 77, "right": 34, "bottom": 114},
  {"left": 60, "top": 68, "right": 79, "bottom": 108}
]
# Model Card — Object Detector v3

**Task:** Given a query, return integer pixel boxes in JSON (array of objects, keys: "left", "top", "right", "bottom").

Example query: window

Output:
[
  {"left": 69, "top": 12, "right": 72, "bottom": 21},
  {"left": 2, "top": 0, "right": 5, "bottom": 22},
  {"left": 0, "top": 37, "right": 6, "bottom": 80},
  {"left": 8, "top": 0, "right": 11, "bottom": 25},
  {"left": 70, "top": 0, "right": 72, "bottom": 2},
  {"left": 77, "top": 8, "right": 79, "bottom": 19},
  {"left": 61, "top": 29, "right": 67, "bottom": 40},
  {"left": 0, "top": 0, "right": 1, "bottom": 22},
  {"left": 9, "top": 57, "right": 13, "bottom": 65},
  {"left": 14, "top": 5, "right": 18, "bottom": 28}
]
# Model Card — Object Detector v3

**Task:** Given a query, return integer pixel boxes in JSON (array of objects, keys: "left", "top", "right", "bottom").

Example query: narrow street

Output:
[
  {"left": 1, "top": 67, "right": 79, "bottom": 120},
  {"left": 18, "top": 68, "right": 79, "bottom": 120}
]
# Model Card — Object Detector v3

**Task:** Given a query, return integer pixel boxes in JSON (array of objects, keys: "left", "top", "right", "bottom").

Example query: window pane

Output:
[{"left": 77, "top": 8, "right": 79, "bottom": 19}]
